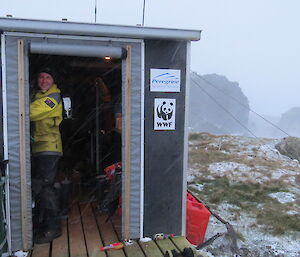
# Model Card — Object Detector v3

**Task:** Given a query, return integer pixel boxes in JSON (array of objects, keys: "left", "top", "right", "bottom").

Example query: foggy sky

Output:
[{"left": 1, "top": 0, "right": 300, "bottom": 116}]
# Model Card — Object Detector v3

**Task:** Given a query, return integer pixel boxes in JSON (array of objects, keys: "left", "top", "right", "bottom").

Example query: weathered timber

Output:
[
  {"left": 52, "top": 220, "right": 69, "bottom": 257},
  {"left": 79, "top": 203, "right": 105, "bottom": 257},
  {"left": 139, "top": 240, "right": 164, "bottom": 257},
  {"left": 68, "top": 203, "right": 88, "bottom": 257}
]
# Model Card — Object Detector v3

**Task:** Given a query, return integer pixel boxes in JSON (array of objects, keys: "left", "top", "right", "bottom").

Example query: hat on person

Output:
[{"left": 37, "top": 67, "right": 56, "bottom": 82}]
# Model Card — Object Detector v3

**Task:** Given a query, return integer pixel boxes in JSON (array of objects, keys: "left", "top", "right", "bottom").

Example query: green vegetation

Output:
[
  {"left": 188, "top": 132, "right": 300, "bottom": 236},
  {"left": 188, "top": 177, "right": 299, "bottom": 235},
  {"left": 190, "top": 177, "right": 285, "bottom": 208},
  {"left": 189, "top": 132, "right": 217, "bottom": 141},
  {"left": 189, "top": 150, "right": 232, "bottom": 167},
  {"left": 257, "top": 205, "right": 300, "bottom": 235},
  {"left": 296, "top": 174, "right": 300, "bottom": 184}
]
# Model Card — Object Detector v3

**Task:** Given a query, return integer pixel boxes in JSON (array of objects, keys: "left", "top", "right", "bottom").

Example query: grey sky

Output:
[{"left": 1, "top": 0, "right": 299, "bottom": 116}]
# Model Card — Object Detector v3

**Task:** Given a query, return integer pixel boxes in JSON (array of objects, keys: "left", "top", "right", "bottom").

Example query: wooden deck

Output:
[{"left": 30, "top": 201, "right": 200, "bottom": 257}]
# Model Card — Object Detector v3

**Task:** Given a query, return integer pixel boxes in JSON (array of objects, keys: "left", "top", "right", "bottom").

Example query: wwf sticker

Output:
[
  {"left": 44, "top": 98, "right": 55, "bottom": 108},
  {"left": 154, "top": 98, "right": 176, "bottom": 130}
]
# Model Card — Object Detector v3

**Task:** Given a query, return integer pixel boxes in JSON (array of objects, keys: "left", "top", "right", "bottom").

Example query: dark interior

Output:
[{"left": 29, "top": 53, "right": 122, "bottom": 218}]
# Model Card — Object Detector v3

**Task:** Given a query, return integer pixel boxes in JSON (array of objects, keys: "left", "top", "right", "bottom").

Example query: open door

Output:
[{"left": 4, "top": 35, "right": 144, "bottom": 252}]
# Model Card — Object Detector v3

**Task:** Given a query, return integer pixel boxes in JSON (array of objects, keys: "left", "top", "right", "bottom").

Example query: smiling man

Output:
[{"left": 30, "top": 67, "right": 63, "bottom": 244}]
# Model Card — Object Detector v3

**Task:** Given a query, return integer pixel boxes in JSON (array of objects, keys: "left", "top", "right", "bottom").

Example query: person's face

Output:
[{"left": 37, "top": 72, "right": 54, "bottom": 92}]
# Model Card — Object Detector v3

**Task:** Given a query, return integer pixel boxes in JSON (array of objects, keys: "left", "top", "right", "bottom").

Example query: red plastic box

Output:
[{"left": 186, "top": 192, "right": 210, "bottom": 245}]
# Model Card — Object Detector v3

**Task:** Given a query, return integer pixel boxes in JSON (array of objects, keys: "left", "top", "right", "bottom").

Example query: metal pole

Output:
[
  {"left": 142, "top": 0, "right": 146, "bottom": 26},
  {"left": 95, "top": 80, "right": 100, "bottom": 174},
  {"left": 94, "top": 0, "right": 97, "bottom": 23}
]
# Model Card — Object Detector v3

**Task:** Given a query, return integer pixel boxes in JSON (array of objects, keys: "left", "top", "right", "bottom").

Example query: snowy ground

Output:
[{"left": 188, "top": 133, "right": 300, "bottom": 257}]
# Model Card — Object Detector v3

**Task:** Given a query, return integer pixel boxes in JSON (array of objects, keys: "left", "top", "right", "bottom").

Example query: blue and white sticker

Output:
[
  {"left": 150, "top": 69, "right": 181, "bottom": 92},
  {"left": 154, "top": 98, "right": 176, "bottom": 130}
]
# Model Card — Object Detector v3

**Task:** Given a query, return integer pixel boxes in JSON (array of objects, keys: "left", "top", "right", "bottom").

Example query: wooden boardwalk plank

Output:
[
  {"left": 155, "top": 238, "right": 179, "bottom": 256},
  {"left": 170, "top": 236, "right": 210, "bottom": 257},
  {"left": 31, "top": 243, "right": 50, "bottom": 257},
  {"left": 52, "top": 220, "right": 69, "bottom": 257},
  {"left": 170, "top": 236, "right": 191, "bottom": 252},
  {"left": 123, "top": 241, "right": 145, "bottom": 257},
  {"left": 139, "top": 240, "right": 164, "bottom": 257},
  {"left": 68, "top": 203, "right": 88, "bottom": 257},
  {"left": 79, "top": 203, "right": 106, "bottom": 257},
  {"left": 110, "top": 212, "right": 122, "bottom": 239},
  {"left": 93, "top": 205, "right": 126, "bottom": 257}
]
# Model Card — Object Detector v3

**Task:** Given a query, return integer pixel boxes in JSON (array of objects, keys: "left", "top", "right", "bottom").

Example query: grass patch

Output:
[
  {"left": 189, "top": 132, "right": 217, "bottom": 141},
  {"left": 188, "top": 150, "right": 232, "bottom": 166},
  {"left": 257, "top": 206, "right": 300, "bottom": 235},
  {"left": 193, "top": 177, "right": 283, "bottom": 209},
  {"left": 243, "top": 158, "right": 281, "bottom": 170},
  {"left": 295, "top": 174, "right": 300, "bottom": 184},
  {"left": 189, "top": 176, "right": 300, "bottom": 234},
  {"left": 188, "top": 133, "right": 300, "bottom": 235}
]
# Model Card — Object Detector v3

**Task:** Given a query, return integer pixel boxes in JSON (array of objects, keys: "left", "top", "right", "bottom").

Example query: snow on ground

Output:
[
  {"left": 268, "top": 192, "right": 297, "bottom": 204},
  {"left": 189, "top": 183, "right": 204, "bottom": 192},
  {"left": 208, "top": 162, "right": 252, "bottom": 174},
  {"left": 204, "top": 203, "right": 300, "bottom": 256},
  {"left": 188, "top": 134, "right": 300, "bottom": 257},
  {"left": 208, "top": 162, "right": 273, "bottom": 183}
]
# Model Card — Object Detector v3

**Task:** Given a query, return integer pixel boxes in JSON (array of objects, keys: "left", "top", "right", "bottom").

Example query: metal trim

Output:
[
  {"left": 0, "top": 18, "right": 201, "bottom": 41},
  {"left": 182, "top": 41, "right": 191, "bottom": 236},
  {"left": 123, "top": 45, "right": 132, "bottom": 239},
  {"left": 4, "top": 31, "right": 144, "bottom": 43},
  {"left": 1, "top": 33, "right": 12, "bottom": 255},
  {"left": 30, "top": 41, "right": 124, "bottom": 58},
  {"left": 139, "top": 41, "right": 145, "bottom": 239}
]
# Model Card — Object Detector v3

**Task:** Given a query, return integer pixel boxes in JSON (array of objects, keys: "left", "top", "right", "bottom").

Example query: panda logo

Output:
[{"left": 157, "top": 101, "right": 174, "bottom": 121}]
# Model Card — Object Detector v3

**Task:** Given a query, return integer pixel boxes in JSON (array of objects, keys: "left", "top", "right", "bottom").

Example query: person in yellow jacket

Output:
[{"left": 30, "top": 67, "right": 63, "bottom": 244}]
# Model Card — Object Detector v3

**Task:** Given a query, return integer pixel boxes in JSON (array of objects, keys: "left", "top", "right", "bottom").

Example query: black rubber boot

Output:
[
  {"left": 34, "top": 227, "right": 62, "bottom": 244},
  {"left": 32, "top": 155, "right": 62, "bottom": 244},
  {"left": 35, "top": 182, "right": 62, "bottom": 244},
  {"left": 59, "top": 179, "right": 71, "bottom": 218},
  {"left": 35, "top": 207, "right": 62, "bottom": 244}
]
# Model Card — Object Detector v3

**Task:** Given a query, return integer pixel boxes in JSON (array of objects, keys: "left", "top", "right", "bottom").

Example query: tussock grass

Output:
[
  {"left": 189, "top": 132, "right": 217, "bottom": 141},
  {"left": 257, "top": 205, "right": 300, "bottom": 235},
  {"left": 189, "top": 150, "right": 232, "bottom": 166},
  {"left": 188, "top": 132, "right": 300, "bottom": 235},
  {"left": 188, "top": 177, "right": 299, "bottom": 234},
  {"left": 296, "top": 175, "right": 300, "bottom": 184},
  {"left": 194, "top": 177, "right": 285, "bottom": 208}
]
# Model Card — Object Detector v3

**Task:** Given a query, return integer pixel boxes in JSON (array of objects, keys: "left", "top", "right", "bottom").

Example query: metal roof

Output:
[{"left": 0, "top": 17, "right": 201, "bottom": 41}]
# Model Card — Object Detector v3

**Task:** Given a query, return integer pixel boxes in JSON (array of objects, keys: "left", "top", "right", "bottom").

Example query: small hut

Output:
[{"left": 0, "top": 17, "right": 201, "bottom": 254}]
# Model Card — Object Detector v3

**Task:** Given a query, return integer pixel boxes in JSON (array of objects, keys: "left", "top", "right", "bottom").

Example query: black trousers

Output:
[{"left": 32, "top": 155, "right": 61, "bottom": 232}]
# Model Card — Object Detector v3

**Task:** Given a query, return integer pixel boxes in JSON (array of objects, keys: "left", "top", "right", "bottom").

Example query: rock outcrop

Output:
[
  {"left": 277, "top": 107, "right": 300, "bottom": 138},
  {"left": 275, "top": 136, "right": 300, "bottom": 161},
  {"left": 189, "top": 73, "right": 249, "bottom": 135}
]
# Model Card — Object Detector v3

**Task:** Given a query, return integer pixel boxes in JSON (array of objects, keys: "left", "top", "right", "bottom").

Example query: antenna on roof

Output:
[
  {"left": 94, "top": 0, "right": 97, "bottom": 23},
  {"left": 142, "top": 0, "right": 146, "bottom": 26}
]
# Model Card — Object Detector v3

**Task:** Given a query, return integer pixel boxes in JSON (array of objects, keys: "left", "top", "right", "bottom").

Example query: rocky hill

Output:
[
  {"left": 278, "top": 107, "right": 300, "bottom": 138},
  {"left": 189, "top": 73, "right": 250, "bottom": 135},
  {"left": 188, "top": 133, "right": 300, "bottom": 257}
]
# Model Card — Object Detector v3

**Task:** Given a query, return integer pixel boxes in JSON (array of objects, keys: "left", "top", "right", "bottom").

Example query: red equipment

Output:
[
  {"left": 104, "top": 162, "right": 121, "bottom": 180},
  {"left": 186, "top": 192, "right": 210, "bottom": 245},
  {"left": 100, "top": 242, "right": 124, "bottom": 251}
]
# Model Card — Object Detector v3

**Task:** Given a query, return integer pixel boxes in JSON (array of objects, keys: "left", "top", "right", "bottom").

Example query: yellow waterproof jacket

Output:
[{"left": 30, "top": 84, "right": 63, "bottom": 155}]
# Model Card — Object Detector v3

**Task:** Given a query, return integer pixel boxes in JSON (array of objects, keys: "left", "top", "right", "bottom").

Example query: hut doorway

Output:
[{"left": 29, "top": 53, "right": 123, "bottom": 237}]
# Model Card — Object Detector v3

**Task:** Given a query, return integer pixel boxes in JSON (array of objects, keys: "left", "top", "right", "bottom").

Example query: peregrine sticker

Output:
[
  {"left": 150, "top": 69, "right": 181, "bottom": 92},
  {"left": 44, "top": 98, "right": 55, "bottom": 108},
  {"left": 154, "top": 98, "right": 176, "bottom": 130}
]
